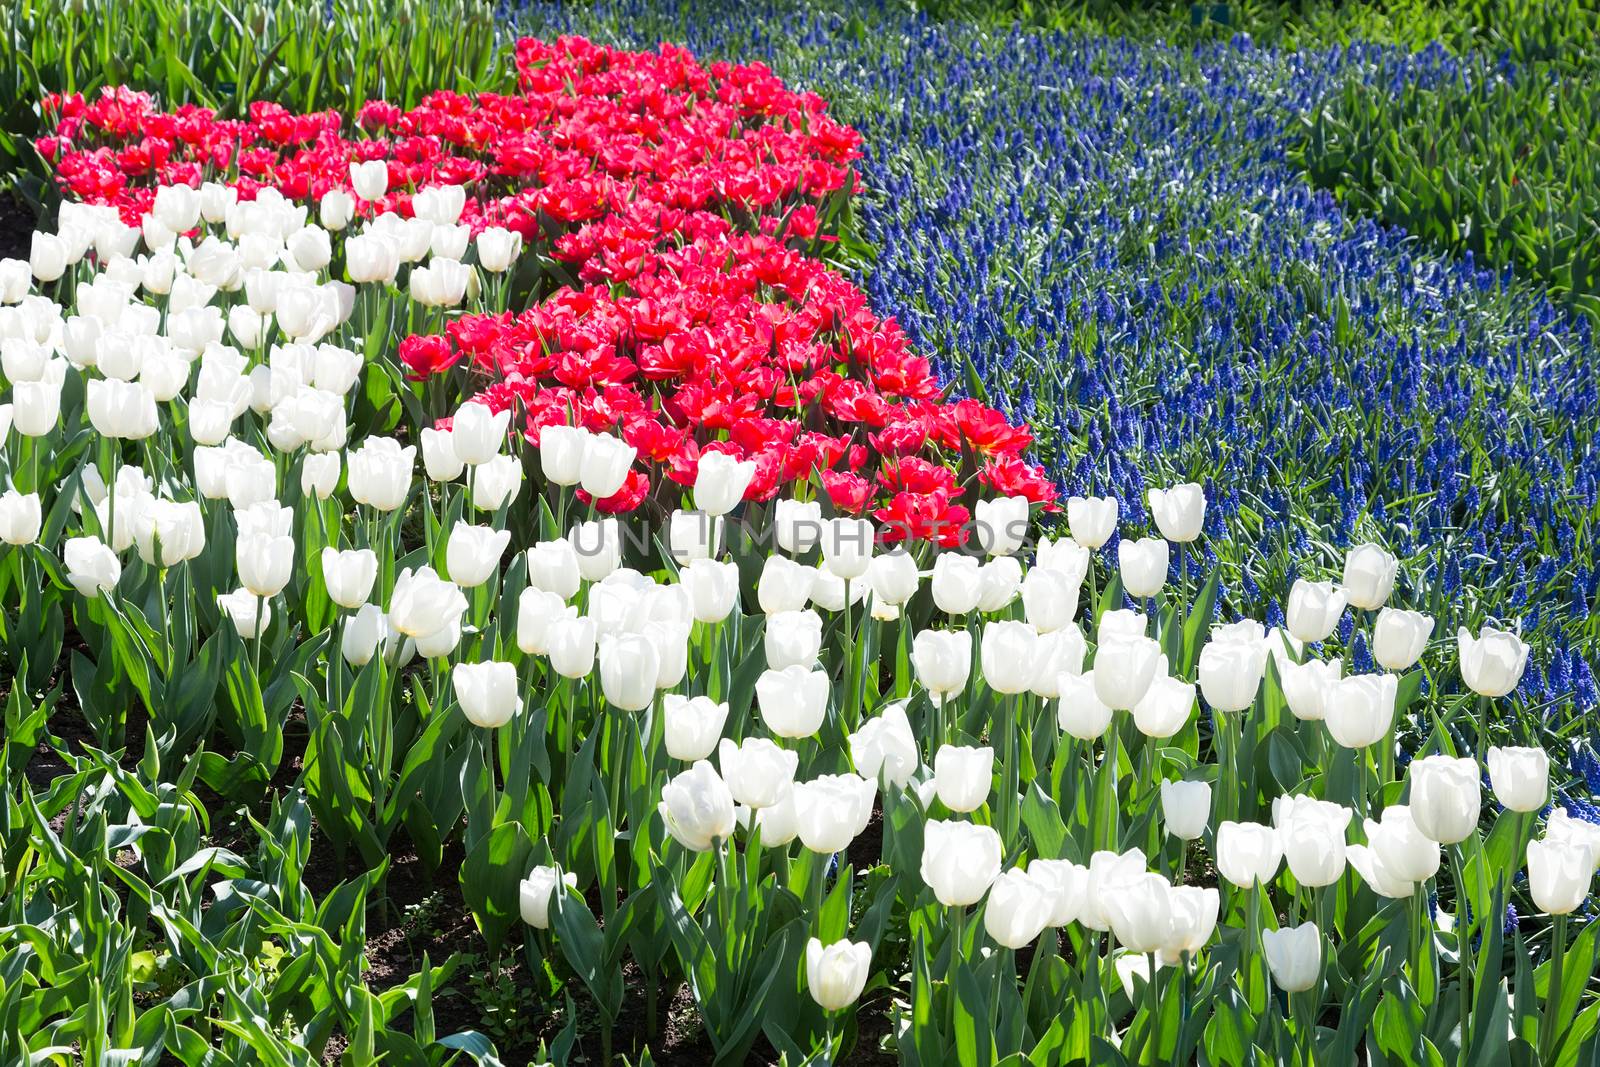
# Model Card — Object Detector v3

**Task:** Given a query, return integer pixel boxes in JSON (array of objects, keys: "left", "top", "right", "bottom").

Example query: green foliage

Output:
[
  {"left": 1297, "top": 44, "right": 1600, "bottom": 321},
  {"left": 0, "top": 0, "right": 508, "bottom": 182}
]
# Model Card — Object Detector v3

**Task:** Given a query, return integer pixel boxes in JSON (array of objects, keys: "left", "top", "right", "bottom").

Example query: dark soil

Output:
[{"left": 0, "top": 188, "right": 32, "bottom": 260}]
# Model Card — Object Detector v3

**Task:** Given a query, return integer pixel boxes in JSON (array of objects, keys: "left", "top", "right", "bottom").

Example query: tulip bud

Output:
[
  {"left": 933, "top": 744, "right": 993, "bottom": 813},
  {"left": 1407, "top": 755, "right": 1480, "bottom": 845},
  {"left": 548, "top": 614, "right": 597, "bottom": 679},
  {"left": 388, "top": 566, "right": 467, "bottom": 640},
  {"left": 756, "top": 665, "right": 830, "bottom": 738},
  {"left": 1215, "top": 821, "right": 1283, "bottom": 888},
  {"left": 349, "top": 160, "right": 390, "bottom": 200},
  {"left": 519, "top": 865, "right": 577, "bottom": 929},
  {"left": 848, "top": 702, "right": 919, "bottom": 788},
  {"left": 974, "top": 495, "right": 1029, "bottom": 556},
  {"left": 1160, "top": 779, "right": 1211, "bottom": 841},
  {"left": 1079, "top": 848, "right": 1148, "bottom": 931},
  {"left": 1118, "top": 537, "right": 1168, "bottom": 598},
  {"left": 536, "top": 424, "right": 586, "bottom": 486},
  {"left": 0, "top": 490, "right": 42, "bottom": 545},
  {"left": 792, "top": 773, "right": 876, "bottom": 854},
  {"left": 820, "top": 517, "right": 874, "bottom": 579},
  {"left": 450, "top": 401, "right": 510, "bottom": 466},
  {"left": 1546, "top": 809, "right": 1600, "bottom": 869},
  {"left": 1362, "top": 805, "right": 1440, "bottom": 884},
  {"left": 930, "top": 552, "right": 982, "bottom": 615},
  {"left": 1486, "top": 746, "right": 1548, "bottom": 814},
  {"left": 665, "top": 509, "right": 720, "bottom": 564},
  {"left": 445, "top": 522, "right": 510, "bottom": 588},
  {"left": 341, "top": 603, "right": 386, "bottom": 666},
  {"left": 1261, "top": 924, "right": 1321, "bottom": 992},
  {"left": 322, "top": 547, "right": 378, "bottom": 609},
  {"left": 1279, "top": 657, "right": 1340, "bottom": 722},
  {"left": 421, "top": 427, "right": 464, "bottom": 483},
  {"left": 1527, "top": 837, "right": 1595, "bottom": 915},
  {"left": 1457, "top": 625, "right": 1530, "bottom": 698},
  {"left": 579, "top": 433, "right": 635, "bottom": 500},
  {"left": 1163, "top": 885, "right": 1221, "bottom": 961},
  {"left": 476, "top": 226, "right": 522, "bottom": 272},
  {"left": 774, "top": 498, "right": 823, "bottom": 555},
  {"left": 805, "top": 938, "right": 872, "bottom": 1012},
  {"left": 1030, "top": 626, "right": 1088, "bottom": 698},
  {"left": 1022, "top": 565, "right": 1079, "bottom": 633},
  {"left": 470, "top": 454, "right": 522, "bottom": 511},
  {"left": 1198, "top": 633, "right": 1266, "bottom": 713},
  {"left": 1272, "top": 795, "right": 1352, "bottom": 888},
  {"left": 1104, "top": 872, "right": 1174, "bottom": 954},
  {"left": 1322, "top": 673, "right": 1397, "bottom": 749},
  {"left": 662, "top": 694, "right": 728, "bottom": 762},
  {"left": 976, "top": 556, "right": 1022, "bottom": 613},
  {"left": 1372, "top": 608, "right": 1433, "bottom": 671},
  {"left": 569, "top": 518, "right": 621, "bottom": 582},
  {"left": 866, "top": 550, "right": 920, "bottom": 607},
  {"left": 218, "top": 588, "right": 272, "bottom": 639},
  {"left": 1342, "top": 543, "right": 1398, "bottom": 610},
  {"left": 1285, "top": 579, "right": 1346, "bottom": 643},
  {"left": 30, "top": 232, "right": 68, "bottom": 282},
  {"left": 87, "top": 378, "right": 159, "bottom": 439},
  {"left": 658, "top": 760, "right": 737, "bottom": 851},
  {"left": 718, "top": 736, "right": 799, "bottom": 809},
  {"left": 1147, "top": 483, "right": 1205, "bottom": 542},
  {"left": 1066, "top": 495, "right": 1118, "bottom": 549},
  {"left": 766, "top": 609, "right": 823, "bottom": 670},
  {"left": 1092, "top": 634, "right": 1163, "bottom": 711},
  {"left": 1035, "top": 535, "right": 1090, "bottom": 585},
  {"left": 915, "top": 630, "right": 972, "bottom": 697},
  {"left": 526, "top": 539, "right": 581, "bottom": 600},
  {"left": 347, "top": 437, "right": 415, "bottom": 512},
  {"left": 453, "top": 660, "right": 520, "bottom": 728},
  {"left": 682, "top": 558, "right": 739, "bottom": 623},
  {"left": 920, "top": 820, "right": 1002, "bottom": 906},
  {"left": 693, "top": 451, "right": 756, "bottom": 516},
  {"left": 599, "top": 633, "right": 659, "bottom": 711},
  {"left": 980, "top": 620, "right": 1039, "bottom": 695},
  {"left": 1026, "top": 859, "right": 1088, "bottom": 927},
  {"left": 63, "top": 536, "right": 122, "bottom": 597},
  {"left": 236, "top": 531, "right": 293, "bottom": 597},
  {"left": 984, "top": 869, "right": 1056, "bottom": 949},
  {"left": 1057, "top": 672, "right": 1114, "bottom": 739},
  {"left": 319, "top": 190, "right": 355, "bottom": 230},
  {"left": 758, "top": 555, "right": 814, "bottom": 615},
  {"left": 1133, "top": 674, "right": 1195, "bottom": 738}
]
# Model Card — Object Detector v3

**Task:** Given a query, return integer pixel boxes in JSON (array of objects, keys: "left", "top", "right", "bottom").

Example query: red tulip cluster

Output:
[{"left": 37, "top": 35, "right": 1055, "bottom": 537}]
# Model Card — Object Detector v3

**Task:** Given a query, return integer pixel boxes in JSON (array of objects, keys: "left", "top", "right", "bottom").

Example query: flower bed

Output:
[{"left": 2, "top": 13, "right": 1598, "bottom": 1067}]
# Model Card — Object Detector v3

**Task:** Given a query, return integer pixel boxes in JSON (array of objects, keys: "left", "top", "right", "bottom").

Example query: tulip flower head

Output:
[
  {"left": 1486, "top": 746, "right": 1549, "bottom": 813},
  {"left": 1372, "top": 608, "right": 1433, "bottom": 672},
  {"left": 1406, "top": 755, "right": 1480, "bottom": 845},
  {"left": 1066, "top": 495, "right": 1118, "bottom": 549},
  {"left": 1160, "top": 779, "right": 1212, "bottom": 841},
  {"left": 932, "top": 744, "right": 993, "bottom": 813},
  {"left": 1118, "top": 537, "right": 1168, "bottom": 599},
  {"left": 1342, "top": 543, "right": 1398, "bottom": 611},
  {"left": 1262, "top": 923, "right": 1321, "bottom": 992},
  {"left": 519, "top": 865, "right": 578, "bottom": 929},
  {"left": 805, "top": 938, "right": 872, "bottom": 1012},
  {"left": 848, "top": 702, "right": 920, "bottom": 788},
  {"left": 658, "top": 761, "right": 737, "bottom": 852},
  {"left": 1215, "top": 821, "right": 1283, "bottom": 888},
  {"left": 663, "top": 695, "right": 729, "bottom": 762},
  {"left": 1457, "top": 625, "right": 1531, "bottom": 699},
  {"left": 453, "top": 660, "right": 520, "bottom": 728},
  {"left": 984, "top": 868, "right": 1056, "bottom": 949},
  {"left": 921, "top": 819, "right": 1003, "bottom": 906}
]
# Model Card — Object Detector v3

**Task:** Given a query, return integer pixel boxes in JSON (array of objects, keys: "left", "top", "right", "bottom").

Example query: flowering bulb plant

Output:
[{"left": 2, "top": 26, "right": 1596, "bottom": 1067}]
